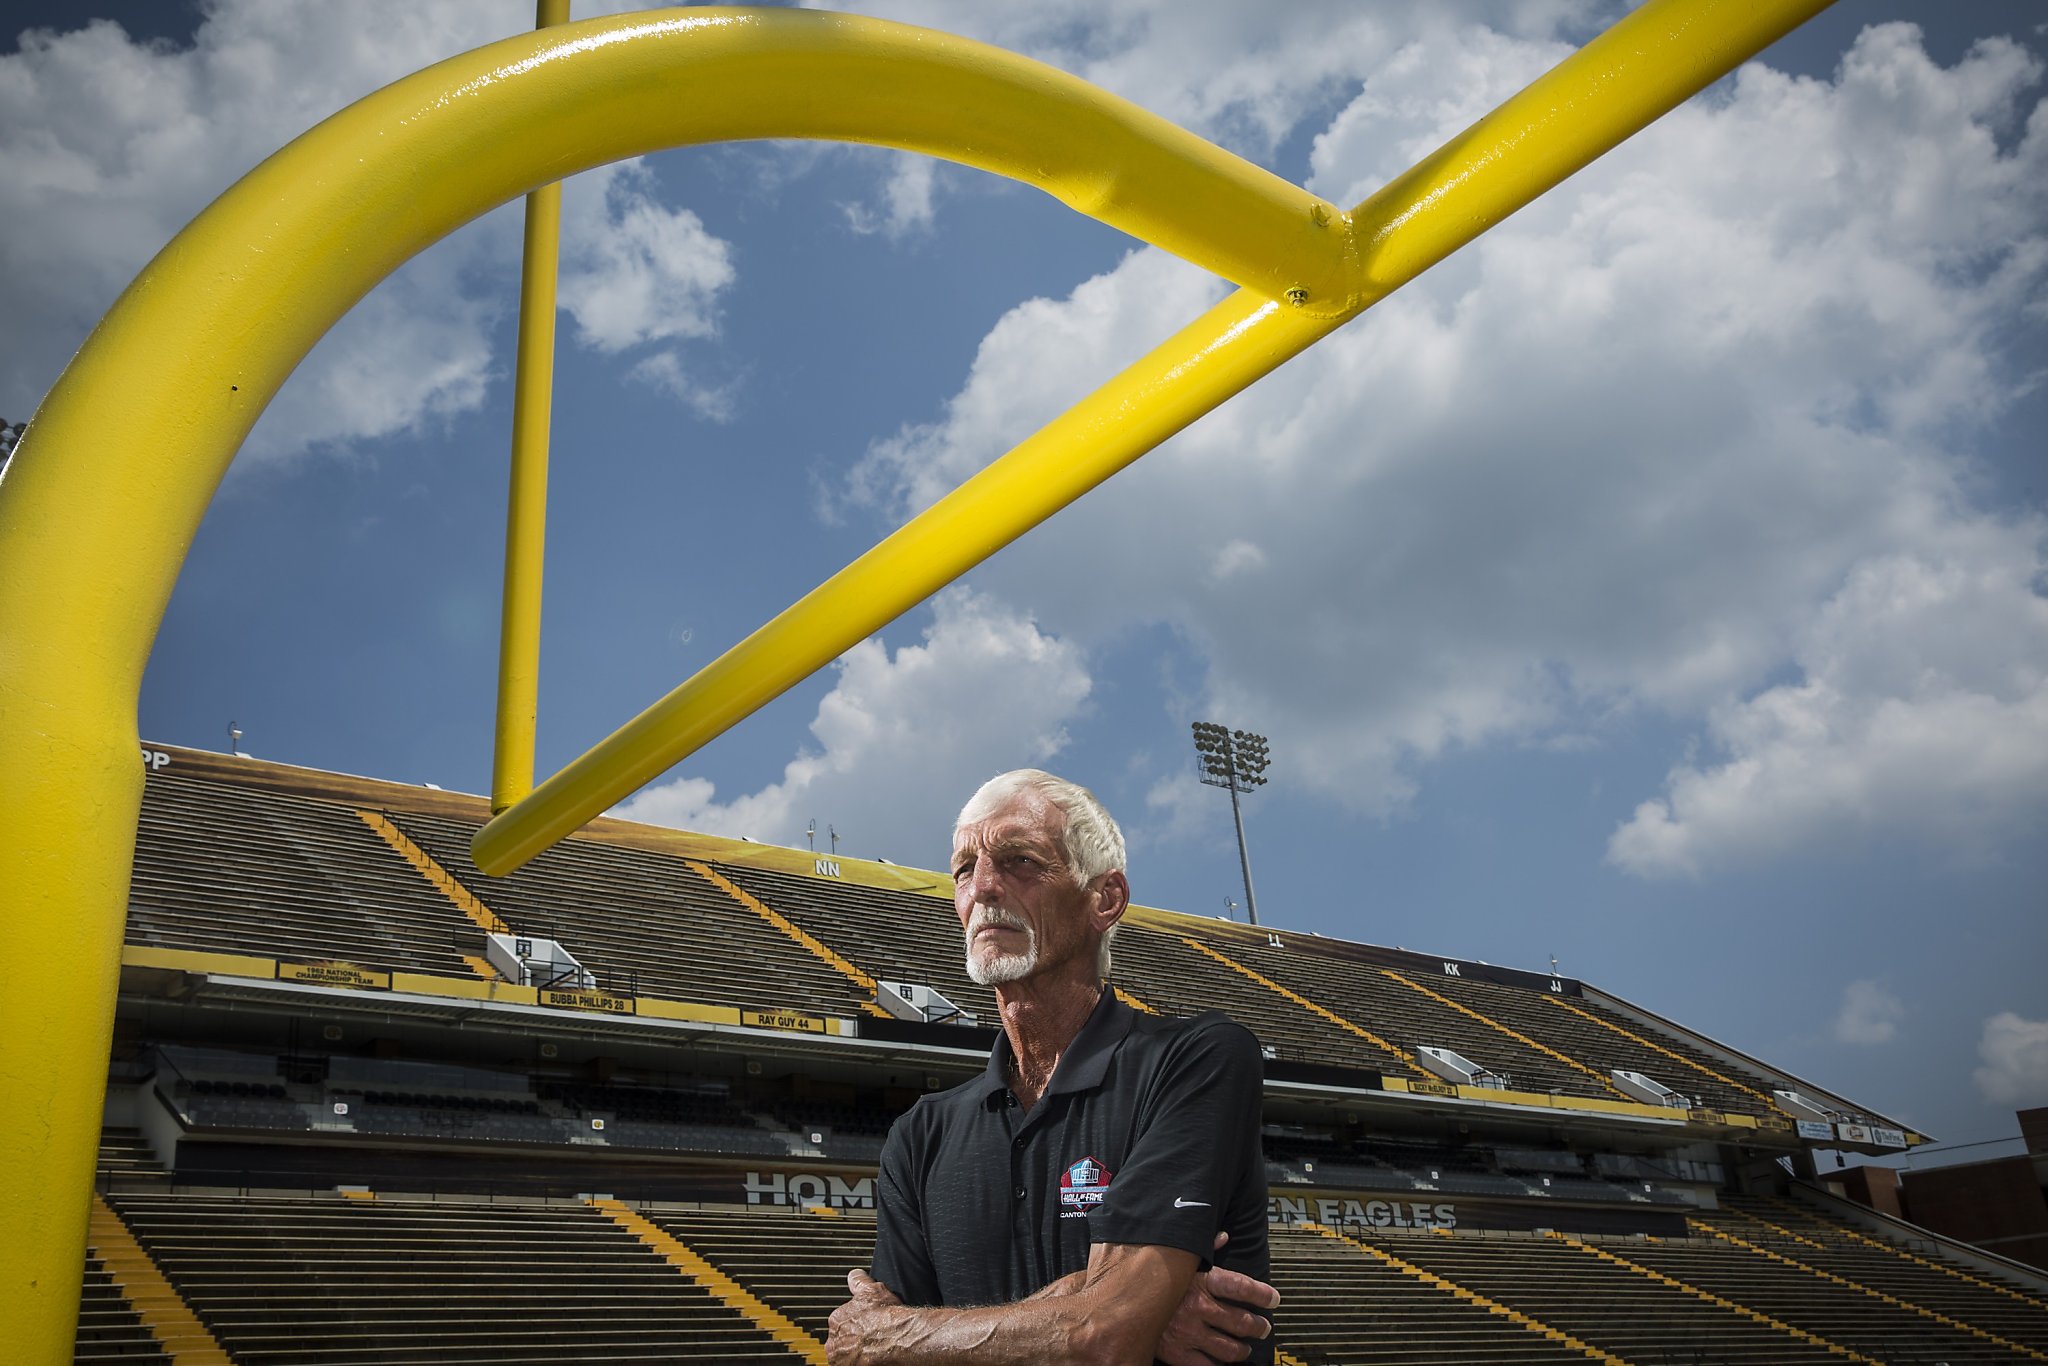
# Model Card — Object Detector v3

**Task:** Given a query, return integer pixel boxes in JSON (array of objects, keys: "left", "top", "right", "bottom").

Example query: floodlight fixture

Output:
[
  {"left": 228, "top": 721, "right": 242, "bottom": 757},
  {"left": 1190, "top": 721, "right": 1270, "bottom": 925}
]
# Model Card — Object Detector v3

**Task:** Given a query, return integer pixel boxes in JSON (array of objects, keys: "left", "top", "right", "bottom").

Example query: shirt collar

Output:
[{"left": 981, "top": 988, "right": 1134, "bottom": 1106}]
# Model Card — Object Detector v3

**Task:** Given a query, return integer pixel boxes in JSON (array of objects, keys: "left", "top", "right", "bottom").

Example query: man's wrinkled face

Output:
[{"left": 952, "top": 792, "right": 1091, "bottom": 987}]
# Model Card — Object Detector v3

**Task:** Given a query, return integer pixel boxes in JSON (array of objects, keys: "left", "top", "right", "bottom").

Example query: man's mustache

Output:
[{"left": 968, "top": 906, "right": 1030, "bottom": 935}]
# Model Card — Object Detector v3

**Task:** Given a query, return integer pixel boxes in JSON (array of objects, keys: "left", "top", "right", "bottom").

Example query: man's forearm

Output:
[
  {"left": 829, "top": 1249, "right": 1191, "bottom": 1366},
  {"left": 834, "top": 1295, "right": 1110, "bottom": 1366}
]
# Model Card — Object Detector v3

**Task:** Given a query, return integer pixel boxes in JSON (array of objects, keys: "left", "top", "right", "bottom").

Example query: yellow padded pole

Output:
[{"left": 491, "top": 0, "right": 573, "bottom": 814}]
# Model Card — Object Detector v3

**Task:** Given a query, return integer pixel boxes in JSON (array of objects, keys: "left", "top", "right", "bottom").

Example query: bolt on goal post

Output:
[{"left": 0, "top": 2, "right": 1833, "bottom": 1358}]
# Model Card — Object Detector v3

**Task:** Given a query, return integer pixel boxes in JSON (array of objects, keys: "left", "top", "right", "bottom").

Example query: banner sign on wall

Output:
[
  {"left": 279, "top": 961, "right": 391, "bottom": 991},
  {"left": 1266, "top": 1189, "right": 1688, "bottom": 1238},
  {"left": 735, "top": 1168, "right": 1690, "bottom": 1237}
]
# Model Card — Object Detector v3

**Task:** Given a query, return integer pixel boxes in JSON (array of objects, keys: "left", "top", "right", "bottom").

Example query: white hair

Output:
[{"left": 955, "top": 769, "right": 1126, "bottom": 977}]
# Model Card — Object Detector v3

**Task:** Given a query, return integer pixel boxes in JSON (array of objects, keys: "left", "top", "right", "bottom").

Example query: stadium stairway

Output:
[
  {"left": 1382, "top": 1227, "right": 1857, "bottom": 1364},
  {"left": 1269, "top": 1222, "right": 1611, "bottom": 1364},
  {"left": 1121, "top": 929, "right": 1417, "bottom": 1076},
  {"left": 100, "top": 1191, "right": 806, "bottom": 1364},
  {"left": 77, "top": 1127, "right": 182, "bottom": 1363},
  {"left": 590, "top": 1200, "right": 826, "bottom": 1363},
  {"left": 701, "top": 857, "right": 1498, "bottom": 1088},
  {"left": 1691, "top": 1195, "right": 2048, "bottom": 1360},
  {"left": 388, "top": 811, "right": 876, "bottom": 1019},
  {"left": 74, "top": 1252, "right": 176, "bottom": 1365},
  {"left": 1628, "top": 1222, "right": 2041, "bottom": 1364},
  {"left": 1760, "top": 1191, "right": 2048, "bottom": 1332},
  {"left": 706, "top": 860, "right": 1001, "bottom": 1025},
  {"left": 1214, "top": 936, "right": 1603, "bottom": 1096},
  {"left": 685, "top": 861, "right": 894, "bottom": 1018},
  {"left": 1230, "top": 927, "right": 1792, "bottom": 1119},
  {"left": 85, "top": 1193, "right": 231, "bottom": 1365},
  {"left": 640, "top": 1205, "right": 880, "bottom": 1345},
  {"left": 97, "top": 1128, "right": 172, "bottom": 1190},
  {"left": 1526, "top": 990, "right": 1785, "bottom": 1119}
]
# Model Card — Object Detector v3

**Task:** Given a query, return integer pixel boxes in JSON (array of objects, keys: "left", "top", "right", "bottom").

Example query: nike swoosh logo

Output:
[{"left": 1173, "top": 1198, "right": 1210, "bottom": 1208}]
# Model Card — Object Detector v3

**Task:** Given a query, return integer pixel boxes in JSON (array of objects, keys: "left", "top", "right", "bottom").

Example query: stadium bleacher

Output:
[
  {"left": 1115, "top": 926, "right": 1411, "bottom": 1075},
  {"left": 102, "top": 1192, "right": 799, "bottom": 1364},
  {"left": 94, "top": 1129, "right": 172, "bottom": 1192},
  {"left": 391, "top": 811, "right": 878, "bottom": 1019},
  {"left": 645, "top": 1205, "right": 881, "bottom": 1343},
  {"left": 83, "top": 1180, "right": 2048, "bottom": 1364},
  {"left": 131, "top": 774, "right": 483, "bottom": 980},
  {"left": 703, "top": 857, "right": 1021, "bottom": 1045},
  {"left": 1269, "top": 1222, "right": 1596, "bottom": 1364},
  {"left": 1456, "top": 974, "right": 1786, "bottom": 1117},
  {"left": 1367, "top": 1226, "right": 1852, "bottom": 1364},
  {"left": 78, "top": 745, "right": 2045, "bottom": 1363}
]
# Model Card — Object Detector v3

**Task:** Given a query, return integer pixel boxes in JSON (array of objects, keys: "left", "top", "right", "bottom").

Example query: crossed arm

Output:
[{"left": 826, "top": 1234, "right": 1277, "bottom": 1366}]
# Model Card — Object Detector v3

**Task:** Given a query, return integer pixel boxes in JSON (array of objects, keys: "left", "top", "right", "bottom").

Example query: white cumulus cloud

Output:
[
  {"left": 805, "top": 1, "right": 1598, "bottom": 233},
  {"left": 626, "top": 352, "right": 737, "bottom": 424},
  {"left": 814, "top": 0, "right": 1597, "bottom": 164},
  {"left": 1975, "top": 1012, "right": 2048, "bottom": 1107},
  {"left": 615, "top": 588, "right": 1094, "bottom": 865},
  {"left": 1833, "top": 979, "right": 1906, "bottom": 1046},
  {"left": 1, "top": 3, "right": 523, "bottom": 450},
  {"left": 1609, "top": 542, "right": 2048, "bottom": 876},
  {"left": 842, "top": 152, "right": 938, "bottom": 238},
  {"left": 835, "top": 21, "right": 2048, "bottom": 859},
  {"left": 559, "top": 164, "right": 735, "bottom": 354},
  {"left": 0, "top": 1, "right": 739, "bottom": 461}
]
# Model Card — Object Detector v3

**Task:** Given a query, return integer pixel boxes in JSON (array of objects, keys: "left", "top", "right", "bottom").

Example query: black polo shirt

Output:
[{"left": 872, "top": 990, "right": 1272, "bottom": 1363}]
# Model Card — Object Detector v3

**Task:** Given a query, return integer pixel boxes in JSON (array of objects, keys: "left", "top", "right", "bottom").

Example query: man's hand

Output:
[
  {"left": 1155, "top": 1233, "right": 1280, "bottom": 1366},
  {"left": 827, "top": 1268, "right": 905, "bottom": 1366}
]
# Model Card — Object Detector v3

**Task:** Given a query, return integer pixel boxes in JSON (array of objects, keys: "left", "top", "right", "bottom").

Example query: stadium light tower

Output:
[{"left": 1191, "top": 722, "right": 1270, "bottom": 926}]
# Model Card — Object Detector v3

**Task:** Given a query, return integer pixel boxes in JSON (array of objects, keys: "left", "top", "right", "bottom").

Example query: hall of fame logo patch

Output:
[{"left": 1059, "top": 1155, "right": 1113, "bottom": 1218}]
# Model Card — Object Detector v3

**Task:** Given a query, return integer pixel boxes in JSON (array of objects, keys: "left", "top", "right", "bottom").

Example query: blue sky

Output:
[{"left": 5, "top": 1, "right": 2044, "bottom": 1150}]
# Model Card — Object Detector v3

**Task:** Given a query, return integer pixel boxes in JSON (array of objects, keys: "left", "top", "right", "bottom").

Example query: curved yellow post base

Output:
[{"left": 0, "top": 2, "right": 1829, "bottom": 1359}]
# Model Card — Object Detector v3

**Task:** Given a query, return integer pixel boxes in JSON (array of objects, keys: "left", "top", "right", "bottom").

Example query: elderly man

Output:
[{"left": 827, "top": 769, "right": 1279, "bottom": 1366}]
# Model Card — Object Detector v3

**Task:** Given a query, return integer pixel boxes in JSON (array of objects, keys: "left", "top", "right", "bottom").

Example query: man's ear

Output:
[{"left": 1090, "top": 869, "right": 1130, "bottom": 934}]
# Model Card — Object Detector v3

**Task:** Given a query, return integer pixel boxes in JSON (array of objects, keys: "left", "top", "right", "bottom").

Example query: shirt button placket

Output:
[{"left": 1012, "top": 1131, "right": 1029, "bottom": 1205}]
